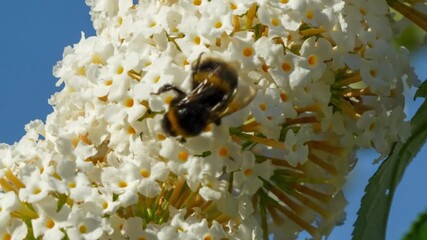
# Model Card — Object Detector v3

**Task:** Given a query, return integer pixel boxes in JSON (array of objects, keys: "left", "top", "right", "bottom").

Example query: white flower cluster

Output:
[{"left": 0, "top": 0, "right": 418, "bottom": 239}]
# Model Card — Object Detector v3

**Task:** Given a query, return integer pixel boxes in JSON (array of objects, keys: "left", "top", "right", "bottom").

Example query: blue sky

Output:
[{"left": 0, "top": 2, "right": 426, "bottom": 239}]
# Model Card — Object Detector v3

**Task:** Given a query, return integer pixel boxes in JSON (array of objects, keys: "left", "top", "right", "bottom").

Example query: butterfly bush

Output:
[{"left": 0, "top": 0, "right": 421, "bottom": 239}]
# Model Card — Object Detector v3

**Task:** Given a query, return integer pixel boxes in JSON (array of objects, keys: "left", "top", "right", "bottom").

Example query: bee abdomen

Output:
[{"left": 165, "top": 103, "right": 210, "bottom": 137}]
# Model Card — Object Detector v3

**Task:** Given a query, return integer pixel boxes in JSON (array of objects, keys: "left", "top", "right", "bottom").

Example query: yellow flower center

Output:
[
  {"left": 243, "top": 47, "right": 253, "bottom": 57},
  {"left": 46, "top": 219, "right": 55, "bottom": 229},
  {"left": 308, "top": 55, "right": 317, "bottom": 66},
  {"left": 118, "top": 181, "right": 128, "bottom": 188},
  {"left": 218, "top": 147, "right": 228, "bottom": 157},
  {"left": 271, "top": 18, "right": 280, "bottom": 27},
  {"left": 282, "top": 62, "right": 292, "bottom": 72},
  {"left": 127, "top": 126, "right": 136, "bottom": 135},
  {"left": 306, "top": 10, "right": 314, "bottom": 20},
  {"left": 79, "top": 225, "right": 87, "bottom": 234},
  {"left": 244, "top": 168, "right": 253, "bottom": 176},
  {"left": 116, "top": 66, "right": 124, "bottom": 75},
  {"left": 125, "top": 98, "right": 134, "bottom": 108},
  {"left": 193, "top": 36, "right": 201, "bottom": 45},
  {"left": 33, "top": 188, "right": 42, "bottom": 195},
  {"left": 178, "top": 151, "right": 189, "bottom": 162},
  {"left": 140, "top": 169, "right": 150, "bottom": 178}
]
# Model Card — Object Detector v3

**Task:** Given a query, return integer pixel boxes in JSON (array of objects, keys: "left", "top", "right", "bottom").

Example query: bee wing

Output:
[
  {"left": 180, "top": 79, "right": 212, "bottom": 105},
  {"left": 216, "top": 82, "right": 256, "bottom": 118}
]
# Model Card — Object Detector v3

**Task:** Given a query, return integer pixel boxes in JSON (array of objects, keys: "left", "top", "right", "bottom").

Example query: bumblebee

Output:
[{"left": 152, "top": 54, "right": 256, "bottom": 138}]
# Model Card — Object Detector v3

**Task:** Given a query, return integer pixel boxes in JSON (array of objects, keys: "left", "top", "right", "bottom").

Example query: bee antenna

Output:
[{"left": 194, "top": 52, "right": 205, "bottom": 71}]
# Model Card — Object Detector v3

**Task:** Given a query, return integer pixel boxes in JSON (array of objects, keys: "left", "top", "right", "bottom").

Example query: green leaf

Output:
[
  {"left": 393, "top": 24, "right": 425, "bottom": 51},
  {"left": 57, "top": 193, "right": 68, "bottom": 212},
  {"left": 404, "top": 208, "right": 427, "bottom": 240},
  {"left": 352, "top": 96, "right": 427, "bottom": 239},
  {"left": 414, "top": 80, "right": 427, "bottom": 100}
]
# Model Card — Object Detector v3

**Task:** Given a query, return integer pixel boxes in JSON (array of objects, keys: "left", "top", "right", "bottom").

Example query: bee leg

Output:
[
  {"left": 151, "top": 84, "right": 186, "bottom": 97},
  {"left": 192, "top": 52, "right": 205, "bottom": 71}
]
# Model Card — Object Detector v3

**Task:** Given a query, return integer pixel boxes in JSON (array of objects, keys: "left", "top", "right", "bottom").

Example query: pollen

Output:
[
  {"left": 127, "top": 126, "right": 136, "bottom": 135},
  {"left": 157, "top": 133, "right": 166, "bottom": 140},
  {"left": 68, "top": 182, "right": 76, "bottom": 188},
  {"left": 306, "top": 10, "right": 314, "bottom": 20},
  {"left": 149, "top": 21, "right": 157, "bottom": 28},
  {"left": 218, "top": 147, "right": 228, "bottom": 157},
  {"left": 79, "top": 225, "right": 88, "bottom": 234},
  {"left": 92, "top": 54, "right": 105, "bottom": 65},
  {"left": 259, "top": 103, "right": 267, "bottom": 111},
  {"left": 203, "top": 235, "right": 213, "bottom": 240},
  {"left": 71, "top": 136, "right": 80, "bottom": 148},
  {"left": 105, "top": 79, "right": 113, "bottom": 86},
  {"left": 178, "top": 151, "right": 189, "bottom": 162},
  {"left": 359, "top": 8, "right": 366, "bottom": 16},
  {"left": 280, "top": 0, "right": 288, "bottom": 3},
  {"left": 243, "top": 47, "right": 253, "bottom": 57},
  {"left": 243, "top": 168, "right": 253, "bottom": 176},
  {"left": 230, "top": 3, "right": 237, "bottom": 10},
  {"left": 215, "top": 21, "right": 223, "bottom": 29},
  {"left": 53, "top": 172, "right": 61, "bottom": 180},
  {"left": 203, "top": 124, "right": 212, "bottom": 132},
  {"left": 280, "top": 93, "right": 288, "bottom": 101},
  {"left": 154, "top": 75, "right": 161, "bottom": 83},
  {"left": 282, "top": 62, "right": 292, "bottom": 72},
  {"left": 124, "top": 98, "right": 134, "bottom": 108},
  {"left": 271, "top": 18, "right": 280, "bottom": 27},
  {"left": 118, "top": 181, "right": 128, "bottom": 188},
  {"left": 165, "top": 95, "right": 174, "bottom": 104},
  {"left": 193, "top": 36, "right": 201, "bottom": 45},
  {"left": 193, "top": 0, "right": 202, "bottom": 6},
  {"left": 80, "top": 134, "right": 91, "bottom": 145},
  {"left": 33, "top": 188, "right": 42, "bottom": 195},
  {"left": 308, "top": 55, "right": 317, "bottom": 66},
  {"left": 76, "top": 66, "right": 86, "bottom": 76},
  {"left": 98, "top": 95, "right": 108, "bottom": 102},
  {"left": 46, "top": 219, "right": 55, "bottom": 229},
  {"left": 102, "top": 201, "right": 108, "bottom": 209},
  {"left": 116, "top": 66, "right": 124, "bottom": 75},
  {"left": 140, "top": 168, "right": 150, "bottom": 178}
]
